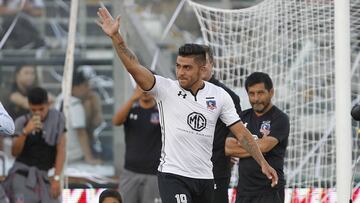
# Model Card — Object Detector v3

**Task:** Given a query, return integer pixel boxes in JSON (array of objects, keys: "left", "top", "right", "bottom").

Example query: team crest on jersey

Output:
[
  {"left": 260, "top": 120, "right": 271, "bottom": 137},
  {"left": 150, "top": 112, "right": 160, "bottom": 124},
  {"left": 187, "top": 112, "right": 207, "bottom": 131},
  {"left": 206, "top": 100, "right": 217, "bottom": 110}
]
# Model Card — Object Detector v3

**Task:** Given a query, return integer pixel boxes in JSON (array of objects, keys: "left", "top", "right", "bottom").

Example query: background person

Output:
[
  {"left": 112, "top": 85, "right": 161, "bottom": 203},
  {"left": 202, "top": 45, "right": 242, "bottom": 203},
  {"left": 56, "top": 70, "right": 102, "bottom": 165},
  {"left": 2, "top": 87, "right": 66, "bottom": 202},
  {"left": 99, "top": 189, "right": 123, "bottom": 203},
  {"left": 225, "top": 72, "right": 290, "bottom": 203}
]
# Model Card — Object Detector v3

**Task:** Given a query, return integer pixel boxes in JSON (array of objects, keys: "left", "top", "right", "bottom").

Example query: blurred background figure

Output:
[
  {"left": 2, "top": 87, "right": 66, "bottom": 203},
  {"left": 99, "top": 189, "right": 123, "bottom": 203},
  {"left": 2, "top": 64, "right": 55, "bottom": 120},
  {"left": 0, "top": 0, "right": 46, "bottom": 49},
  {"left": 77, "top": 66, "right": 106, "bottom": 158},
  {"left": 2, "top": 65, "right": 37, "bottom": 120},
  {"left": 112, "top": 85, "right": 162, "bottom": 203},
  {"left": 56, "top": 69, "right": 102, "bottom": 165}
]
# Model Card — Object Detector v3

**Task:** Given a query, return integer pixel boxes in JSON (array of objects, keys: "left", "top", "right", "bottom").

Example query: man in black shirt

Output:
[
  {"left": 202, "top": 45, "right": 241, "bottom": 203},
  {"left": 3, "top": 87, "right": 66, "bottom": 202},
  {"left": 112, "top": 85, "right": 162, "bottom": 203},
  {"left": 225, "top": 72, "right": 290, "bottom": 203}
]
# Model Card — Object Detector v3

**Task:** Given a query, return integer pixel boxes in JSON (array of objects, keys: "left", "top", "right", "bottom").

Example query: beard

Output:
[{"left": 252, "top": 101, "right": 271, "bottom": 114}]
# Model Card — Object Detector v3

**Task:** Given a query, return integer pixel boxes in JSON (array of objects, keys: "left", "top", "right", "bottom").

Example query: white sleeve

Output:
[
  {"left": 147, "top": 75, "right": 173, "bottom": 100},
  {"left": 219, "top": 90, "right": 241, "bottom": 126},
  {"left": 0, "top": 102, "right": 15, "bottom": 136},
  {"left": 68, "top": 100, "right": 86, "bottom": 129}
]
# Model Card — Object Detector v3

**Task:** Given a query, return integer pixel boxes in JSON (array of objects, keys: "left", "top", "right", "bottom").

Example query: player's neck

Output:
[{"left": 189, "top": 80, "right": 205, "bottom": 95}]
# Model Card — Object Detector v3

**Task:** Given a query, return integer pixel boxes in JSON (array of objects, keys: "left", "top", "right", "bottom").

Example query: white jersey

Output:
[
  {"left": 0, "top": 102, "right": 15, "bottom": 136},
  {"left": 149, "top": 75, "right": 240, "bottom": 179}
]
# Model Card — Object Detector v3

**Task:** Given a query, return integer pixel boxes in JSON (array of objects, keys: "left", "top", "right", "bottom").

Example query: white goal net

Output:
[{"left": 188, "top": 0, "right": 360, "bottom": 189}]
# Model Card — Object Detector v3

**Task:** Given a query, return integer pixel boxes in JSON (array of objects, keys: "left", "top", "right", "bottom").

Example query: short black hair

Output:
[
  {"left": 28, "top": 87, "right": 48, "bottom": 105},
  {"left": 99, "top": 189, "right": 122, "bottom": 203},
  {"left": 202, "top": 45, "right": 214, "bottom": 63},
  {"left": 245, "top": 72, "right": 273, "bottom": 92},
  {"left": 178, "top": 43, "right": 206, "bottom": 66},
  {"left": 72, "top": 69, "right": 88, "bottom": 86}
]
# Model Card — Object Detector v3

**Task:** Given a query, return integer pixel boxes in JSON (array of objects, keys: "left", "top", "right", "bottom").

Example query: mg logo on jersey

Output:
[{"left": 187, "top": 112, "right": 207, "bottom": 131}]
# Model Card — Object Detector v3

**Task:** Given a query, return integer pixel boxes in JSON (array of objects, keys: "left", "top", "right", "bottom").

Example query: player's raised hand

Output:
[
  {"left": 96, "top": 6, "right": 120, "bottom": 38},
  {"left": 261, "top": 163, "right": 278, "bottom": 187}
]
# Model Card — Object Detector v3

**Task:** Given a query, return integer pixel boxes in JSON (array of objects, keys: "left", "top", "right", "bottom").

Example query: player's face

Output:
[
  {"left": 176, "top": 56, "right": 204, "bottom": 89},
  {"left": 29, "top": 102, "right": 50, "bottom": 121},
  {"left": 247, "top": 83, "right": 273, "bottom": 114}
]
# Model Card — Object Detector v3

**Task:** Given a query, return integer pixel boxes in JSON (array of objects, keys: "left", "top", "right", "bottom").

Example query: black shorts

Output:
[
  {"left": 213, "top": 176, "right": 230, "bottom": 203},
  {"left": 236, "top": 189, "right": 284, "bottom": 203},
  {"left": 158, "top": 172, "right": 214, "bottom": 203}
]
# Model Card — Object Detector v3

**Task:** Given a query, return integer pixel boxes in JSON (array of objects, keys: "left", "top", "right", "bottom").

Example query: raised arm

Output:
[
  {"left": 229, "top": 122, "right": 278, "bottom": 187},
  {"left": 96, "top": 7, "right": 154, "bottom": 91},
  {"left": 112, "top": 86, "right": 142, "bottom": 126}
]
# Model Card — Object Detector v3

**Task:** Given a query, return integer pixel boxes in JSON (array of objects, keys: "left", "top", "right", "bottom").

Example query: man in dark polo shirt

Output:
[
  {"left": 202, "top": 45, "right": 242, "bottom": 203},
  {"left": 225, "top": 72, "right": 290, "bottom": 203},
  {"left": 112, "top": 85, "right": 162, "bottom": 203}
]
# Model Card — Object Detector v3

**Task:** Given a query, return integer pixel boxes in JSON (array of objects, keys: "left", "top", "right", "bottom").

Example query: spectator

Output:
[
  {"left": 3, "top": 65, "right": 37, "bottom": 120},
  {"left": 77, "top": 66, "right": 105, "bottom": 156},
  {"left": 99, "top": 189, "right": 122, "bottom": 203},
  {"left": 56, "top": 69, "right": 102, "bottom": 165},
  {"left": 2, "top": 87, "right": 66, "bottom": 202},
  {"left": 0, "top": 0, "right": 45, "bottom": 49},
  {"left": 112, "top": 85, "right": 161, "bottom": 203}
]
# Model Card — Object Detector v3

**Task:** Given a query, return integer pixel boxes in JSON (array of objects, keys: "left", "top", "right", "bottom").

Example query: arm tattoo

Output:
[
  {"left": 115, "top": 41, "right": 139, "bottom": 63},
  {"left": 241, "top": 137, "right": 263, "bottom": 164}
]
